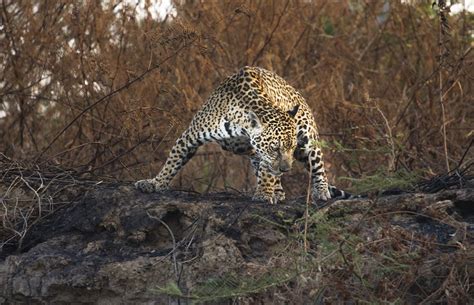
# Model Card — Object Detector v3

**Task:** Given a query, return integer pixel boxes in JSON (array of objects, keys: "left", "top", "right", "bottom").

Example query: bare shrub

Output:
[{"left": 0, "top": 1, "right": 472, "bottom": 195}]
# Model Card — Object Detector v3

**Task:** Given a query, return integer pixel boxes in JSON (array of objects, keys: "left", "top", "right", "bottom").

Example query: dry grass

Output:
[{"left": 1, "top": 1, "right": 472, "bottom": 195}]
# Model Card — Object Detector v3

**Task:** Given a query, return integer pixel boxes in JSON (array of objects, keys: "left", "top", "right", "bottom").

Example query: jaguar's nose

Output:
[{"left": 279, "top": 160, "right": 292, "bottom": 172}]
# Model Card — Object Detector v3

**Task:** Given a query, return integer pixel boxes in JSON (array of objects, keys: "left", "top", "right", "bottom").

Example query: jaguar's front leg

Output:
[
  {"left": 250, "top": 159, "right": 283, "bottom": 204},
  {"left": 135, "top": 122, "right": 212, "bottom": 193},
  {"left": 273, "top": 178, "right": 286, "bottom": 202},
  {"left": 294, "top": 125, "right": 331, "bottom": 202},
  {"left": 307, "top": 148, "right": 330, "bottom": 201},
  {"left": 135, "top": 134, "right": 199, "bottom": 193}
]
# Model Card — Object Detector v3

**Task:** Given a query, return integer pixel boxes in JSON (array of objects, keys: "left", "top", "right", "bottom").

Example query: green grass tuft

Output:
[
  {"left": 156, "top": 269, "right": 298, "bottom": 303},
  {"left": 341, "top": 169, "right": 421, "bottom": 194}
]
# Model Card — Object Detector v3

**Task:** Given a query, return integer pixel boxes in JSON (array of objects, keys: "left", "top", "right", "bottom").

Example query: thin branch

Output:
[
  {"left": 36, "top": 40, "right": 196, "bottom": 160},
  {"left": 147, "top": 211, "right": 179, "bottom": 280},
  {"left": 438, "top": 0, "right": 451, "bottom": 172},
  {"left": 251, "top": 0, "right": 290, "bottom": 65}
]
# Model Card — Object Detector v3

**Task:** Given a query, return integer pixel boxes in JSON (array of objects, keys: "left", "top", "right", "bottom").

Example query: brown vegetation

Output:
[
  {"left": 0, "top": 1, "right": 473, "bottom": 303},
  {"left": 1, "top": 1, "right": 472, "bottom": 194}
]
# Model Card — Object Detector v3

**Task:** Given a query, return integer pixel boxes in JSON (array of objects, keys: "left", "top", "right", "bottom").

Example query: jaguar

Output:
[{"left": 135, "top": 66, "right": 351, "bottom": 204}]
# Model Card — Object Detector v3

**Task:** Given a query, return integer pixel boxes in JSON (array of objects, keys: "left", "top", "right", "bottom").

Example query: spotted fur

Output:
[{"left": 136, "top": 66, "right": 347, "bottom": 204}]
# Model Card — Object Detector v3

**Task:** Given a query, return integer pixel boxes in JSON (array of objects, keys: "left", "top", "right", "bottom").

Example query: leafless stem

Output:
[
  {"left": 438, "top": 0, "right": 450, "bottom": 172},
  {"left": 304, "top": 155, "right": 312, "bottom": 253},
  {"left": 375, "top": 102, "right": 396, "bottom": 171},
  {"left": 146, "top": 211, "right": 179, "bottom": 280},
  {"left": 37, "top": 39, "right": 196, "bottom": 160}
]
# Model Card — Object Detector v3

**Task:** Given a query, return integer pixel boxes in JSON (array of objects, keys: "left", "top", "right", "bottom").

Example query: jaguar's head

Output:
[{"left": 245, "top": 105, "right": 299, "bottom": 176}]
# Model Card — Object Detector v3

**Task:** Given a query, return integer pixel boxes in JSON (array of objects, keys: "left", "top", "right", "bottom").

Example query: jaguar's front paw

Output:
[
  {"left": 135, "top": 179, "right": 156, "bottom": 193},
  {"left": 312, "top": 186, "right": 331, "bottom": 202},
  {"left": 134, "top": 179, "right": 167, "bottom": 193},
  {"left": 274, "top": 188, "right": 286, "bottom": 202},
  {"left": 253, "top": 191, "right": 277, "bottom": 204}
]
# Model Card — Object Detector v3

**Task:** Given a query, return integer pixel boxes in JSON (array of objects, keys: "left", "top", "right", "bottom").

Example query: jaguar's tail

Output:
[{"left": 329, "top": 185, "right": 361, "bottom": 199}]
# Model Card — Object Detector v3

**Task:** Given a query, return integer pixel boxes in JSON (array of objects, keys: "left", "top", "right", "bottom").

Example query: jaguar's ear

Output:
[
  {"left": 247, "top": 111, "right": 262, "bottom": 132},
  {"left": 287, "top": 105, "right": 299, "bottom": 118}
]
